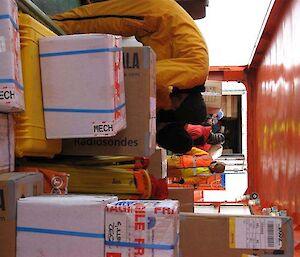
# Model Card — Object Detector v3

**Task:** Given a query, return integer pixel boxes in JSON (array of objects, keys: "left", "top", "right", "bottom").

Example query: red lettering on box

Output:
[{"left": 106, "top": 253, "right": 121, "bottom": 257}]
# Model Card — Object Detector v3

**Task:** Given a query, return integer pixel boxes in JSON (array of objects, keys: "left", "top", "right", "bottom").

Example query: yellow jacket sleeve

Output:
[{"left": 52, "top": 0, "right": 209, "bottom": 110}]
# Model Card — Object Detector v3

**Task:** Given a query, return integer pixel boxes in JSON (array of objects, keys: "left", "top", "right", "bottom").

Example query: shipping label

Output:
[{"left": 229, "top": 217, "right": 282, "bottom": 249}]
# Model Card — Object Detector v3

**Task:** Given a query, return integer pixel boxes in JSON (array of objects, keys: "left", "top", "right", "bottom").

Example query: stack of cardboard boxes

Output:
[
  {"left": 61, "top": 46, "right": 157, "bottom": 157},
  {"left": 0, "top": 0, "right": 295, "bottom": 256},
  {"left": 0, "top": 1, "right": 168, "bottom": 256}
]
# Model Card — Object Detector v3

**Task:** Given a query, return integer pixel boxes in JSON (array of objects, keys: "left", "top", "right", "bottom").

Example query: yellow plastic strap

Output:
[{"left": 229, "top": 218, "right": 236, "bottom": 248}]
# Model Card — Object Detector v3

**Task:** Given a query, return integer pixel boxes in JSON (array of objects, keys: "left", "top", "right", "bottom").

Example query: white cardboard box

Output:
[
  {"left": 17, "top": 195, "right": 118, "bottom": 257},
  {"left": 0, "top": 113, "right": 14, "bottom": 173},
  {"left": 39, "top": 34, "right": 126, "bottom": 139},
  {"left": 203, "top": 80, "right": 222, "bottom": 112},
  {"left": 0, "top": 0, "right": 24, "bottom": 112},
  {"left": 61, "top": 46, "right": 156, "bottom": 157},
  {"left": 105, "top": 200, "right": 179, "bottom": 257}
]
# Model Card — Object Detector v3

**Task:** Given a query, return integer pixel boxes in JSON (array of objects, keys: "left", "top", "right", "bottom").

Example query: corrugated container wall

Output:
[{"left": 247, "top": 0, "right": 300, "bottom": 225}]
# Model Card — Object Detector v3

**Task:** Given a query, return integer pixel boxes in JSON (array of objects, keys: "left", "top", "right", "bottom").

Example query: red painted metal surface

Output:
[
  {"left": 247, "top": 0, "right": 300, "bottom": 254},
  {"left": 208, "top": 1, "right": 300, "bottom": 253},
  {"left": 208, "top": 65, "right": 247, "bottom": 82},
  {"left": 248, "top": 0, "right": 300, "bottom": 222}
]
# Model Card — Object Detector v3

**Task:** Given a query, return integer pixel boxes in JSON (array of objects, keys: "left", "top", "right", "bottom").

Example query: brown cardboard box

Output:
[
  {"left": 147, "top": 147, "right": 167, "bottom": 178},
  {"left": 168, "top": 187, "right": 194, "bottom": 212},
  {"left": 62, "top": 46, "right": 156, "bottom": 157},
  {"left": 0, "top": 114, "right": 14, "bottom": 173},
  {"left": 0, "top": 172, "right": 43, "bottom": 257},
  {"left": 180, "top": 213, "right": 294, "bottom": 257},
  {"left": 221, "top": 95, "right": 239, "bottom": 118}
]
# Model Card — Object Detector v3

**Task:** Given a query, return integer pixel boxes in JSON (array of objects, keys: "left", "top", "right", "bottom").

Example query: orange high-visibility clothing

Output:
[
  {"left": 169, "top": 166, "right": 211, "bottom": 178},
  {"left": 52, "top": 0, "right": 209, "bottom": 110},
  {"left": 167, "top": 154, "right": 213, "bottom": 169}
]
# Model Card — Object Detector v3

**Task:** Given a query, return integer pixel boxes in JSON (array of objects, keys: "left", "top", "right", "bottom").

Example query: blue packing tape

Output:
[
  {"left": 105, "top": 241, "right": 175, "bottom": 250},
  {"left": 0, "top": 14, "right": 19, "bottom": 31},
  {"left": 17, "top": 227, "right": 105, "bottom": 239},
  {"left": 44, "top": 102, "right": 125, "bottom": 114},
  {"left": 0, "top": 78, "right": 24, "bottom": 91},
  {"left": 40, "top": 47, "right": 122, "bottom": 58}
]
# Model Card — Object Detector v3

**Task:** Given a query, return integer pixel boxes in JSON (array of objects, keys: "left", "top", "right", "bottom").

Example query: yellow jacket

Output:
[{"left": 52, "top": 0, "right": 209, "bottom": 109}]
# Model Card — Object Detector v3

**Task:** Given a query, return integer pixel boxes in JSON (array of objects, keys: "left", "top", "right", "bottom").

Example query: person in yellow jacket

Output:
[{"left": 51, "top": 0, "right": 209, "bottom": 126}]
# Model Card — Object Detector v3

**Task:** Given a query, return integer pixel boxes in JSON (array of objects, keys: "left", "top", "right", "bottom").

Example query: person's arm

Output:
[{"left": 51, "top": 0, "right": 148, "bottom": 36}]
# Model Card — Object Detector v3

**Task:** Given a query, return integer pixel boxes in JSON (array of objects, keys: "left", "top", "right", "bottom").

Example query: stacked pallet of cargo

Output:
[
  {"left": 1, "top": 1, "right": 296, "bottom": 257},
  {"left": 9, "top": 11, "right": 161, "bottom": 197},
  {"left": 0, "top": 1, "right": 178, "bottom": 257}
]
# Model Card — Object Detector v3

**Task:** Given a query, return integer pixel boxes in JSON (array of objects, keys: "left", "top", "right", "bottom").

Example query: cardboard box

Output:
[
  {"left": 0, "top": 0, "right": 24, "bottom": 112},
  {"left": 147, "top": 147, "right": 167, "bottom": 178},
  {"left": 168, "top": 187, "right": 194, "bottom": 212},
  {"left": 180, "top": 213, "right": 294, "bottom": 257},
  {"left": 62, "top": 46, "right": 156, "bottom": 157},
  {"left": 221, "top": 95, "right": 239, "bottom": 118},
  {"left": 105, "top": 200, "right": 179, "bottom": 257},
  {"left": 17, "top": 195, "right": 118, "bottom": 257},
  {"left": 40, "top": 34, "right": 126, "bottom": 139},
  {"left": 0, "top": 172, "right": 43, "bottom": 257},
  {"left": 203, "top": 80, "right": 222, "bottom": 112},
  {"left": 0, "top": 113, "right": 14, "bottom": 173}
]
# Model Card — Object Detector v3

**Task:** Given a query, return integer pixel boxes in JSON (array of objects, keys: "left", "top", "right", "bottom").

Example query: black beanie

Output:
[
  {"left": 156, "top": 123, "right": 193, "bottom": 154},
  {"left": 174, "top": 92, "right": 207, "bottom": 125}
]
